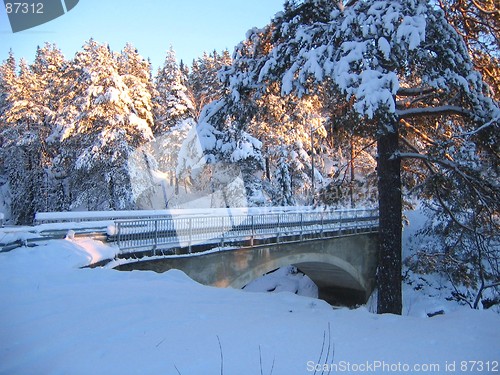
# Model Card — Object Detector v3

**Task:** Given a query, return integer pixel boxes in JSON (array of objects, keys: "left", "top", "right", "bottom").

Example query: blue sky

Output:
[{"left": 0, "top": 0, "right": 285, "bottom": 70}]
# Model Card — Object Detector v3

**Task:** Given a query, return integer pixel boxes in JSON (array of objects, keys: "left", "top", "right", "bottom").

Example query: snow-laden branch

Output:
[
  {"left": 396, "top": 149, "right": 498, "bottom": 204},
  {"left": 335, "top": 0, "right": 359, "bottom": 11},
  {"left": 396, "top": 105, "right": 472, "bottom": 119},
  {"left": 396, "top": 152, "right": 469, "bottom": 175},
  {"left": 457, "top": 116, "right": 499, "bottom": 138},
  {"left": 484, "top": 281, "right": 500, "bottom": 289},
  {"left": 397, "top": 87, "right": 436, "bottom": 97}
]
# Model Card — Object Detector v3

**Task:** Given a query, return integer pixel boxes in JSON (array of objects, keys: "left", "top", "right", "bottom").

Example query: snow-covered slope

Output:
[{"left": 0, "top": 238, "right": 499, "bottom": 375}]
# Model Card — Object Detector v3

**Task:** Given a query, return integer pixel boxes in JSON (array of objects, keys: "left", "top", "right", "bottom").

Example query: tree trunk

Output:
[
  {"left": 376, "top": 118, "right": 402, "bottom": 315},
  {"left": 109, "top": 175, "right": 116, "bottom": 210},
  {"left": 265, "top": 157, "right": 271, "bottom": 181},
  {"left": 350, "top": 135, "right": 355, "bottom": 208}
]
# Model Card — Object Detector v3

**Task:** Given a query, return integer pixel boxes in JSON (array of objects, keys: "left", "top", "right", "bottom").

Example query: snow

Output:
[
  {"left": 230, "top": 136, "right": 261, "bottom": 162},
  {"left": 396, "top": 15, "right": 426, "bottom": 50},
  {"left": 353, "top": 70, "right": 398, "bottom": 118},
  {"left": 0, "top": 227, "right": 41, "bottom": 246},
  {"left": 302, "top": 47, "right": 325, "bottom": 83},
  {"left": 1, "top": 233, "right": 499, "bottom": 374},
  {"left": 128, "top": 113, "right": 154, "bottom": 141},
  {"left": 243, "top": 265, "right": 319, "bottom": 298},
  {"left": 378, "top": 37, "right": 391, "bottom": 60}
]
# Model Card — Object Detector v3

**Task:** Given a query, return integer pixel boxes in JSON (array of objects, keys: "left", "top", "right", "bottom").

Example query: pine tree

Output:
[
  {"left": 117, "top": 43, "right": 155, "bottom": 132},
  {"left": 273, "top": 143, "right": 295, "bottom": 206},
  {"left": 245, "top": 83, "right": 328, "bottom": 205},
  {"left": 31, "top": 43, "right": 72, "bottom": 213},
  {"left": 153, "top": 46, "right": 194, "bottom": 135},
  {"left": 0, "top": 44, "right": 68, "bottom": 223},
  {"left": 0, "top": 51, "right": 17, "bottom": 223},
  {"left": 176, "top": 99, "right": 265, "bottom": 207},
  {"left": 0, "top": 50, "right": 16, "bottom": 119},
  {"left": 437, "top": 0, "right": 499, "bottom": 99},
  {"left": 210, "top": 0, "right": 499, "bottom": 314},
  {"left": 188, "top": 50, "right": 232, "bottom": 116},
  {"left": 62, "top": 39, "right": 154, "bottom": 210}
]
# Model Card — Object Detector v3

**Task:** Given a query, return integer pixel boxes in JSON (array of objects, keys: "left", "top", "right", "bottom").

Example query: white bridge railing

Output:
[{"left": 113, "top": 208, "right": 379, "bottom": 254}]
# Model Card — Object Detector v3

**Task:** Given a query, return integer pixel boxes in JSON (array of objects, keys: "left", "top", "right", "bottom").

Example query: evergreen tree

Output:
[
  {"left": 246, "top": 83, "right": 328, "bottom": 204},
  {"left": 117, "top": 43, "right": 155, "bottom": 132},
  {"left": 62, "top": 39, "right": 154, "bottom": 210},
  {"left": 211, "top": 0, "right": 499, "bottom": 314},
  {"left": 149, "top": 47, "right": 197, "bottom": 199},
  {"left": 0, "top": 51, "right": 17, "bottom": 223},
  {"left": 188, "top": 50, "right": 232, "bottom": 116},
  {"left": 176, "top": 99, "right": 265, "bottom": 206},
  {"left": 0, "top": 50, "right": 16, "bottom": 120},
  {"left": 437, "top": 0, "right": 499, "bottom": 99},
  {"left": 0, "top": 44, "right": 68, "bottom": 223},
  {"left": 153, "top": 117, "right": 194, "bottom": 202},
  {"left": 273, "top": 143, "right": 295, "bottom": 206},
  {"left": 153, "top": 46, "right": 194, "bottom": 135},
  {"left": 31, "top": 43, "right": 72, "bottom": 213}
]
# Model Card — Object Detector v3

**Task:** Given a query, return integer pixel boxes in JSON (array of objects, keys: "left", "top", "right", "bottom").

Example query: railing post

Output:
[
  {"left": 188, "top": 217, "right": 192, "bottom": 253},
  {"left": 277, "top": 214, "right": 280, "bottom": 244},
  {"left": 133, "top": 221, "right": 137, "bottom": 249},
  {"left": 153, "top": 219, "right": 158, "bottom": 256},
  {"left": 354, "top": 211, "right": 360, "bottom": 233},
  {"left": 221, "top": 215, "right": 225, "bottom": 248},
  {"left": 116, "top": 221, "right": 121, "bottom": 249},
  {"left": 320, "top": 211, "right": 324, "bottom": 238},
  {"left": 300, "top": 212, "right": 303, "bottom": 241},
  {"left": 141, "top": 220, "right": 145, "bottom": 249},
  {"left": 250, "top": 215, "right": 254, "bottom": 246}
]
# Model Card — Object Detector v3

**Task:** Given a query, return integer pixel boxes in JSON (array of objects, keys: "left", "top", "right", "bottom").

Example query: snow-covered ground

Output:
[
  {"left": 1, "top": 236, "right": 499, "bottom": 375},
  {"left": 243, "top": 265, "right": 319, "bottom": 298}
]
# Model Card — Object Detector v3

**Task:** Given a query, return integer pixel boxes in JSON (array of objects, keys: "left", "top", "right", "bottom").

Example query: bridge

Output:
[
  {"left": 3, "top": 207, "right": 379, "bottom": 304},
  {"left": 108, "top": 207, "right": 379, "bottom": 306},
  {"left": 3, "top": 207, "right": 379, "bottom": 305}
]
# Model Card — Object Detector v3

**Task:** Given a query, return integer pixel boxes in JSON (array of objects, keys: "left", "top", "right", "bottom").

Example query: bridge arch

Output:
[
  {"left": 230, "top": 253, "right": 365, "bottom": 291},
  {"left": 229, "top": 251, "right": 371, "bottom": 306}
]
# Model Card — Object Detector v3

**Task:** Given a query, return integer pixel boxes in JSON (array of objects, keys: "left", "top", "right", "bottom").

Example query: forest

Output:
[
  {"left": 0, "top": 41, "right": 379, "bottom": 222},
  {"left": 0, "top": 0, "right": 498, "bottom": 313}
]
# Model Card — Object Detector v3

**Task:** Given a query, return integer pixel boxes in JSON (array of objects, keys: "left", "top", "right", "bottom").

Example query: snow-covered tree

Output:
[
  {"left": 0, "top": 51, "right": 17, "bottom": 223},
  {"left": 0, "top": 50, "right": 16, "bottom": 120},
  {"left": 31, "top": 44, "right": 73, "bottom": 213},
  {"left": 436, "top": 0, "right": 499, "bottom": 99},
  {"left": 210, "top": 0, "right": 499, "bottom": 314},
  {"left": 176, "top": 100, "right": 265, "bottom": 207},
  {"left": 244, "top": 83, "right": 330, "bottom": 204},
  {"left": 188, "top": 50, "right": 232, "bottom": 116},
  {"left": 61, "top": 39, "right": 154, "bottom": 210},
  {"left": 117, "top": 43, "right": 155, "bottom": 131},
  {"left": 273, "top": 143, "right": 295, "bottom": 206},
  {"left": 151, "top": 118, "right": 194, "bottom": 202},
  {"left": 0, "top": 44, "right": 69, "bottom": 223},
  {"left": 153, "top": 47, "right": 195, "bottom": 135}
]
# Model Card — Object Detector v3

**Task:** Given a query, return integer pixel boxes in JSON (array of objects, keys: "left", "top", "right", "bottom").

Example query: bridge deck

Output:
[{"left": 112, "top": 208, "right": 379, "bottom": 255}]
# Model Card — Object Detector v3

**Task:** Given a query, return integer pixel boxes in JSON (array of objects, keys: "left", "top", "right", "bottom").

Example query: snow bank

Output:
[
  {"left": 243, "top": 265, "right": 318, "bottom": 298},
  {"left": 0, "top": 228, "right": 41, "bottom": 246}
]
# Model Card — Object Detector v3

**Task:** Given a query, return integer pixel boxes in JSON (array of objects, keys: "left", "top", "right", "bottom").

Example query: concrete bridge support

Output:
[{"left": 116, "top": 232, "right": 378, "bottom": 306}]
